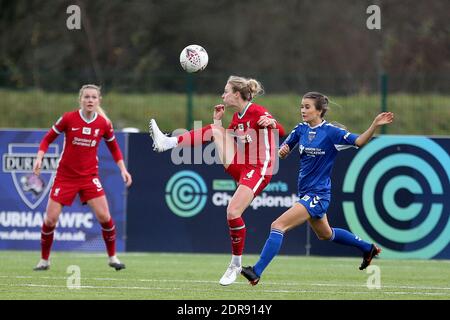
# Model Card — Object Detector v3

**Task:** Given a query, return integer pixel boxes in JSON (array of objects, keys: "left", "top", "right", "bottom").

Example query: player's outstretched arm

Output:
[{"left": 355, "top": 112, "right": 394, "bottom": 147}]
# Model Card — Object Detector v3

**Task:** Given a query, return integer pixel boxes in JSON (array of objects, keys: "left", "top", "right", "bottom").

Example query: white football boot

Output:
[
  {"left": 33, "top": 259, "right": 50, "bottom": 271},
  {"left": 219, "top": 264, "right": 242, "bottom": 286},
  {"left": 148, "top": 119, "right": 178, "bottom": 152},
  {"left": 108, "top": 255, "right": 126, "bottom": 271}
]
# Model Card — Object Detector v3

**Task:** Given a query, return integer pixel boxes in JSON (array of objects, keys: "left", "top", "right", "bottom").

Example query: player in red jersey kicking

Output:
[
  {"left": 33, "top": 84, "right": 132, "bottom": 271},
  {"left": 149, "top": 76, "right": 285, "bottom": 285}
]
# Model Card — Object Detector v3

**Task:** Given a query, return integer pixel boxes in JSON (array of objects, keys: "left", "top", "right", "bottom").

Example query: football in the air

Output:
[{"left": 179, "top": 45, "right": 208, "bottom": 73}]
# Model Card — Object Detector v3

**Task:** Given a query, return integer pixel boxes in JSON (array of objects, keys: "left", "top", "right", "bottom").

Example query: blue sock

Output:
[
  {"left": 330, "top": 228, "right": 372, "bottom": 253},
  {"left": 253, "top": 229, "right": 284, "bottom": 277}
]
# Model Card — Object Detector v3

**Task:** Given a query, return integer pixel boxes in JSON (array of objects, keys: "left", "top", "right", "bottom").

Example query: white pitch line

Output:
[
  {"left": 312, "top": 283, "right": 450, "bottom": 291},
  {"left": 1, "top": 275, "right": 449, "bottom": 292},
  {"left": 0, "top": 283, "right": 449, "bottom": 297},
  {"left": 0, "top": 283, "right": 182, "bottom": 291}
]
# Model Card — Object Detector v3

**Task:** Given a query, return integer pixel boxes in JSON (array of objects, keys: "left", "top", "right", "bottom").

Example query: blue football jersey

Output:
[{"left": 282, "top": 120, "right": 359, "bottom": 196}]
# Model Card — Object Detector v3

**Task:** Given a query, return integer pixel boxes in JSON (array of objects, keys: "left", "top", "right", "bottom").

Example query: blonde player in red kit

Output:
[
  {"left": 149, "top": 76, "right": 285, "bottom": 285},
  {"left": 33, "top": 84, "right": 132, "bottom": 271}
]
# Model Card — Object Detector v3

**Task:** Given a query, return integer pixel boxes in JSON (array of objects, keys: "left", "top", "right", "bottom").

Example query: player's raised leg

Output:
[
  {"left": 148, "top": 119, "right": 179, "bottom": 152},
  {"left": 149, "top": 118, "right": 220, "bottom": 152},
  {"left": 210, "top": 124, "right": 236, "bottom": 169},
  {"left": 308, "top": 215, "right": 380, "bottom": 270}
]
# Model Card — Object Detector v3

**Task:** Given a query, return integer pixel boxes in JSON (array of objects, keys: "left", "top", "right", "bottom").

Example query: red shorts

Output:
[
  {"left": 50, "top": 174, "right": 105, "bottom": 206},
  {"left": 225, "top": 164, "right": 271, "bottom": 196}
]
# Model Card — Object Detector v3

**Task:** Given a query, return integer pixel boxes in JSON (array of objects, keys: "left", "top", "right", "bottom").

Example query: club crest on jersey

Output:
[
  {"left": 2, "top": 143, "right": 59, "bottom": 209},
  {"left": 308, "top": 131, "right": 316, "bottom": 142},
  {"left": 94, "top": 129, "right": 100, "bottom": 137},
  {"left": 299, "top": 145, "right": 305, "bottom": 154},
  {"left": 82, "top": 127, "right": 91, "bottom": 135}
]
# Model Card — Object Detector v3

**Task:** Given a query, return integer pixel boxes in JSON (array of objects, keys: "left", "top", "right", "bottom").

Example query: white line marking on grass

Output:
[
  {"left": 2, "top": 275, "right": 450, "bottom": 292},
  {"left": 0, "top": 283, "right": 449, "bottom": 297},
  {"left": 312, "top": 283, "right": 450, "bottom": 291},
  {"left": 73, "top": 253, "right": 159, "bottom": 258},
  {"left": 0, "top": 283, "right": 182, "bottom": 291}
]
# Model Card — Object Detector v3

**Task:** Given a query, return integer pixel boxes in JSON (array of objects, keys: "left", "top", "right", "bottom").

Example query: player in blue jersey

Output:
[{"left": 241, "top": 91, "right": 394, "bottom": 285}]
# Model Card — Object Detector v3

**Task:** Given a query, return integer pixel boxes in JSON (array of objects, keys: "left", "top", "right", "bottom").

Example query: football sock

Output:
[
  {"left": 231, "top": 255, "right": 242, "bottom": 267},
  {"left": 228, "top": 217, "right": 246, "bottom": 256},
  {"left": 177, "top": 125, "right": 213, "bottom": 147},
  {"left": 41, "top": 222, "right": 55, "bottom": 260},
  {"left": 101, "top": 218, "right": 116, "bottom": 257},
  {"left": 329, "top": 228, "right": 372, "bottom": 252},
  {"left": 253, "top": 229, "right": 284, "bottom": 277}
]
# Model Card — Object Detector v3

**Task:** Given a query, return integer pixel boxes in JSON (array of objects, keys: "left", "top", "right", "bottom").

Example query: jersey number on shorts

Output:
[
  {"left": 246, "top": 170, "right": 255, "bottom": 179},
  {"left": 92, "top": 178, "right": 103, "bottom": 191}
]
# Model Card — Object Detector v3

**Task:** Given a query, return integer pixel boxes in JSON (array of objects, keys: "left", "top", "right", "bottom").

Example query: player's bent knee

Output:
[
  {"left": 226, "top": 207, "right": 243, "bottom": 220},
  {"left": 317, "top": 232, "right": 333, "bottom": 241},
  {"left": 226, "top": 211, "right": 241, "bottom": 220},
  {"left": 271, "top": 221, "right": 287, "bottom": 232},
  {"left": 96, "top": 213, "right": 111, "bottom": 224},
  {"left": 44, "top": 216, "right": 58, "bottom": 228}
]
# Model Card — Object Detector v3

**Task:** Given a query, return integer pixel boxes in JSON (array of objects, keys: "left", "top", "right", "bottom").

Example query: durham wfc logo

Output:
[
  {"left": 165, "top": 170, "right": 207, "bottom": 218},
  {"left": 342, "top": 136, "right": 449, "bottom": 259},
  {"left": 2, "top": 143, "right": 59, "bottom": 209}
]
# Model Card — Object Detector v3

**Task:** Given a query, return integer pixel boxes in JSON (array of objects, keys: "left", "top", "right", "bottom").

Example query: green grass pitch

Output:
[{"left": 0, "top": 251, "right": 449, "bottom": 300}]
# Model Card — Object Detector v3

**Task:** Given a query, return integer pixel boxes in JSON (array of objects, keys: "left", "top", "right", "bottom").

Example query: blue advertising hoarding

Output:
[
  {"left": 328, "top": 135, "right": 450, "bottom": 259},
  {"left": 126, "top": 133, "right": 308, "bottom": 255},
  {"left": 1, "top": 130, "right": 448, "bottom": 259},
  {"left": 127, "top": 134, "right": 450, "bottom": 259},
  {"left": 0, "top": 129, "right": 127, "bottom": 252}
]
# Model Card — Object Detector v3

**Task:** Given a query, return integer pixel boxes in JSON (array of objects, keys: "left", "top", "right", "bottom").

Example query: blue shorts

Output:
[{"left": 298, "top": 193, "right": 330, "bottom": 219}]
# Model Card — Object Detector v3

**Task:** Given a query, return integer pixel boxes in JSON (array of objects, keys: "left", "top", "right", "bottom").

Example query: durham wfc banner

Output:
[{"left": 0, "top": 129, "right": 127, "bottom": 252}]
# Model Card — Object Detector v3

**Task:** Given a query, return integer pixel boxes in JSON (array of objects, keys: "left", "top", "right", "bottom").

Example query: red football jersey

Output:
[
  {"left": 227, "top": 103, "right": 280, "bottom": 176},
  {"left": 41, "top": 110, "right": 122, "bottom": 178}
]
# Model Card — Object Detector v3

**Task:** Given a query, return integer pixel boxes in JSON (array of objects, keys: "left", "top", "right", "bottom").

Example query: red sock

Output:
[
  {"left": 41, "top": 223, "right": 55, "bottom": 260},
  {"left": 101, "top": 218, "right": 116, "bottom": 257},
  {"left": 177, "top": 125, "right": 213, "bottom": 147},
  {"left": 228, "top": 217, "right": 246, "bottom": 256}
]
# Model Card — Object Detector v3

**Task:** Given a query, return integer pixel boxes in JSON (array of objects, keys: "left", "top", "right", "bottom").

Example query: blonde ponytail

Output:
[
  {"left": 96, "top": 105, "right": 110, "bottom": 123},
  {"left": 227, "top": 75, "right": 264, "bottom": 101}
]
